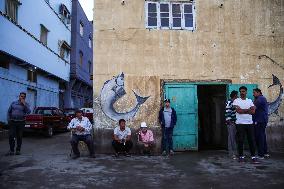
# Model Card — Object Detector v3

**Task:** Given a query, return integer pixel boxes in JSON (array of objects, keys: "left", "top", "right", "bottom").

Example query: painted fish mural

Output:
[
  {"left": 268, "top": 74, "right": 283, "bottom": 115},
  {"left": 100, "top": 73, "right": 150, "bottom": 121}
]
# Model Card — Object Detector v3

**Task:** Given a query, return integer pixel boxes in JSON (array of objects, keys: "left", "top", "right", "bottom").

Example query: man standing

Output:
[
  {"left": 233, "top": 86, "right": 258, "bottom": 163},
  {"left": 225, "top": 90, "right": 238, "bottom": 159},
  {"left": 7, "top": 92, "right": 31, "bottom": 155},
  {"left": 137, "top": 122, "right": 155, "bottom": 155},
  {"left": 68, "top": 110, "right": 95, "bottom": 159},
  {"left": 112, "top": 119, "right": 133, "bottom": 157},
  {"left": 253, "top": 88, "right": 269, "bottom": 159},
  {"left": 159, "top": 99, "right": 177, "bottom": 156}
]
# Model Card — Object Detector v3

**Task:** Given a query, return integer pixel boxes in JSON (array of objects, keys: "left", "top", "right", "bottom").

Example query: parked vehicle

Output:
[
  {"left": 80, "top": 108, "right": 94, "bottom": 123},
  {"left": 64, "top": 108, "right": 77, "bottom": 122},
  {"left": 25, "top": 107, "right": 68, "bottom": 137},
  {"left": 63, "top": 108, "right": 94, "bottom": 123}
]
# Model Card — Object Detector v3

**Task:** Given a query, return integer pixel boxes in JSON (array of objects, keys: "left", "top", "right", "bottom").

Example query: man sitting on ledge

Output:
[
  {"left": 137, "top": 122, "right": 155, "bottom": 155},
  {"left": 68, "top": 110, "right": 95, "bottom": 159},
  {"left": 112, "top": 119, "right": 133, "bottom": 157}
]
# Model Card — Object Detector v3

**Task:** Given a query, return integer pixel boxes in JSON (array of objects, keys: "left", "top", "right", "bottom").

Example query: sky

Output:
[{"left": 78, "top": 0, "right": 94, "bottom": 21}]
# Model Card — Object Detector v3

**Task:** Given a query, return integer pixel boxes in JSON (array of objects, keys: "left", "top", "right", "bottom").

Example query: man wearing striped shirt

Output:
[{"left": 225, "top": 90, "right": 238, "bottom": 159}]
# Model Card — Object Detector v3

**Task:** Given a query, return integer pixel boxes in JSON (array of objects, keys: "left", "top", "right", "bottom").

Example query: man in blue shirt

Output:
[
  {"left": 159, "top": 99, "right": 177, "bottom": 156},
  {"left": 253, "top": 88, "right": 269, "bottom": 159},
  {"left": 7, "top": 92, "right": 31, "bottom": 155}
]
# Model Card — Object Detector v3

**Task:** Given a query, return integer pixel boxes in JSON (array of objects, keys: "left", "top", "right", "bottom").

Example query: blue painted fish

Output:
[
  {"left": 100, "top": 73, "right": 150, "bottom": 121},
  {"left": 268, "top": 74, "right": 283, "bottom": 115}
]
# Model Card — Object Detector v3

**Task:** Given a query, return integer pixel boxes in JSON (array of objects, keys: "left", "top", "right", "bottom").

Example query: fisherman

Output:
[
  {"left": 137, "top": 122, "right": 155, "bottom": 155},
  {"left": 68, "top": 110, "right": 95, "bottom": 159},
  {"left": 253, "top": 88, "right": 270, "bottom": 159},
  {"left": 7, "top": 92, "right": 31, "bottom": 155},
  {"left": 112, "top": 119, "right": 133, "bottom": 157},
  {"left": 225, "top": 90, "right": 238, "bottom": 159},
  {"left": 159, "top": 99, "right": 177, "bottom": 156},
  {"left": 233, "top": 86, "right": 258, "bottom": 163}
]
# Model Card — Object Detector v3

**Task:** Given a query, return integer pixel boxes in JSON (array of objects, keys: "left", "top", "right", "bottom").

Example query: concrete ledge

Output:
[
  {"left": 267, "top": 124, "right": 284, "bottom": 152},
  {"left": 94, "top": 127, "right": 162, "bottom": 154}
]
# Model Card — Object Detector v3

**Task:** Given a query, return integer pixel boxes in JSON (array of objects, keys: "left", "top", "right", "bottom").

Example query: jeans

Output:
[
  {"left": 162, "top": 127, "right": 173, "bottom": 152},
  {"left": 236, "top": 124, "right": 256, "bottom": 157},
  {"left": 254, "top": 122, "right": 268, "bottom": 157},
  {"left": 227, "top": 123, "right": 237, "bottom": 156},
  {"left": 70, "top": 134, "right": 94, "bottom": 155},
  {"left": 112, "top": 140, "right": 133, "bottom": 153},
  {"left": 9, "top": 120, "right": 25, "bottom": 152}
]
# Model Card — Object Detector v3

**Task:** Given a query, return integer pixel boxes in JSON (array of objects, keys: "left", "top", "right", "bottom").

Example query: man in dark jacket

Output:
[
  {"left": 7, "top": 92, "right": 31, "bottom": 155},
  {"left": 253, "top": 88, "right": 269, "bottom": 159},
  {"left": 159, "top": 99, "right": 177, "bottom": 156}
]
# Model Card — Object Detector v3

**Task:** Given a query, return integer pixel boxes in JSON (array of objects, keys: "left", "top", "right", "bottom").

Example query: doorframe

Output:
[
  {"left": 161, "top": 79, "right": 231, "bottom": 151},
  {"left": 161, "top": 79, "right": 231, "bottom": 106}
]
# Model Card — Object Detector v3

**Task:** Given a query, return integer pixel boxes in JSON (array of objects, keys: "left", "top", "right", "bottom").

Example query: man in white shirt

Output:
[
  {"left": 233, "top": 86, "right": 258, "bottom": 163},
  {"left": 68, "top": 110, "right": 95, "bottom": 159},
  {"left": 112, "top": 119, "right": 133, "bottom": 157}
]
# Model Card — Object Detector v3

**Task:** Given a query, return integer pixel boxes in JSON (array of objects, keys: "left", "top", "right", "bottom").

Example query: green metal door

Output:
[
  {"left": 227, "top": 84, "right": 258, "bottom": 100},
  {"left": 164, "top": 84, "right": 198, "bottom": 151}
]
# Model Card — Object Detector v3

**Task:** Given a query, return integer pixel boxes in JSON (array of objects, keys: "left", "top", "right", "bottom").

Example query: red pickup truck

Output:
[
  {"left": 25, "top": 107, "right": 68, "bottom": 137},
  {"left": 63, "top": 108, "right": 94, "bottom": 124}
]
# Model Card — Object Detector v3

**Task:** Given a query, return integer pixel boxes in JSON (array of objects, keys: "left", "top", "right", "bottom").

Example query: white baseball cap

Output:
[{"left": 140, "top": 122, "right": 147, "bottom": 128}]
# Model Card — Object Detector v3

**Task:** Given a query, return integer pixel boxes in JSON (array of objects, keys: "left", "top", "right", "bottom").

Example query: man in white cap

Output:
[{"left": 137, "top": 122, "right": 155, "bottom": 155}]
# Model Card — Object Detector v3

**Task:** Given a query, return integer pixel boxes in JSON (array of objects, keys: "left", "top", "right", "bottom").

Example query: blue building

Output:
[
  {"left": 0, "top": 0, "right": 72, "bottom": 123},
  {"left": 64, "top": 0, "right": 93, "bottom": 108}
]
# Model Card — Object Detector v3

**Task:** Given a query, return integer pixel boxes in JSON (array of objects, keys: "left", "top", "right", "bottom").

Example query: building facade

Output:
[
  {"left": 64, "top": 0, "right": 93, "bottom": 108},
  {"left": 0, "top": 0, "right": 71, "bottom": 123},
  {"left": 93, "top": 0, "right": 284, "bottom": 152}
]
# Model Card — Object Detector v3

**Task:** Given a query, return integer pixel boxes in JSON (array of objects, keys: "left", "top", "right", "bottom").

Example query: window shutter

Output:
[{"left": 145, "top": 1, "right": 159, "bottom": 29}]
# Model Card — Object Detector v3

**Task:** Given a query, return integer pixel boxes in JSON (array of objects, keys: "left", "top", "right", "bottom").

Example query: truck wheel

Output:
[{"left": 46, "top": 126, "right": 53, "bottom": 137}]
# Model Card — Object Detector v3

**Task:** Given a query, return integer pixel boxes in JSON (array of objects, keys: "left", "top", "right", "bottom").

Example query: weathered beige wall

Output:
[{"left": 93, "top": 0, "right": 284, "bottom": 130}]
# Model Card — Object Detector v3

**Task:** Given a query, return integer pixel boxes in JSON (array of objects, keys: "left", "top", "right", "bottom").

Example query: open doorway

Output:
[{"left": 197, "top": 85, "right": 227, "bottom": 150}]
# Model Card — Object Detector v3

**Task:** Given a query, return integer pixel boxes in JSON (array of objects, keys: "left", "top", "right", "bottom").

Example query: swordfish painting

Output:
[
  {"left": 100, "top": 73, "right": 150, "bottom": 121},
  {"left": 268, "top": 74, "right": 283, "bottom": 115}
]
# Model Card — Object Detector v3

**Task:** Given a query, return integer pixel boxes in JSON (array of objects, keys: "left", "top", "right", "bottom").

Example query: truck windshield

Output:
[
  {"left": 65, "top": 110, "right": 75, "bottom": 115},
  {"left": 35, "top": 109, "right": 53, "bottom": 116}
]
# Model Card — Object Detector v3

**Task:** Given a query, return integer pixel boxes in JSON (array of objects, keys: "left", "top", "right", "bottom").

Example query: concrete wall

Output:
[
  {"left": 0, "top": 0, "right": 71, "bottom": 81},
  {"left": 0, "top": 0, "right": 71, "bottom": 122},
  {"left": 93, "top": 0, "right": 284, "bottom": 152},
  {"left": 71, "top": 0, "right": 93, "bottom": 85},
  {"left": 0, "top": 63, "right": 59, "bottom": 123},
  {"left": 64, "top": 0, "right": 93, "bottom": 109}
]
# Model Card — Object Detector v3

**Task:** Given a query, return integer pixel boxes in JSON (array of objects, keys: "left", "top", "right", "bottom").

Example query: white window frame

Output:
[
  {"left": 159, "top": 2, "right": 170, "bottom": 29},
  {"left": 145, "top": 1, "right": 195, "bottom": 31},
  {"left": 182, "top": 3, "right": 195, "bottom": 30},
  {"left": 145, "top": 1, "right": 159, "bottom": 29},
  {"left": 171, "top": 3, "right": 182, "bottom": 30}
]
